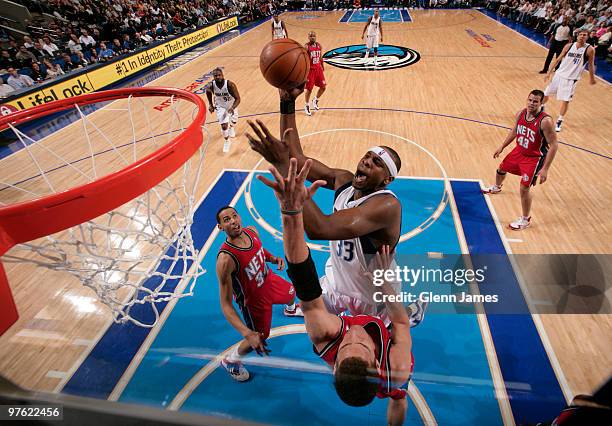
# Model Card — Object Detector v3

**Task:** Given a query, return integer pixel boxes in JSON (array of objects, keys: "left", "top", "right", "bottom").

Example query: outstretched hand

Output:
[
  {"left": 257, "top": 158, "right": 326, "bottom": 212},
  {"left": 246, "top": 119, "right": 292, "bottom": 167},
  {"left": 279, "top": 81, "right": 306, "bottom": 102}
]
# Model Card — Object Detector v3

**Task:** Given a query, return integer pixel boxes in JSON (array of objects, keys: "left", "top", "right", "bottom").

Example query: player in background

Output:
[
  {"left": 361, "top": 9, "right": 383, "bottom": 66},
  {"left": 304, "top": 31, "right": 326, "bottom": 117},
  {"left": 205, "top": 68, "right": 241, "bottom": 153},
  {"left": 259, "top": 158, "right": 413, "bottom": 425},
  {"left": 216, "top": 207, "right": 303, "bottom": 382},
  {"left": 543, "top": 29, "right": 596, "bottom": 132},
  {"left": 482, "top": 90, "right": 558, "bottom": 230},
  {"left": 271, "top": 13, "right": 288, "bottom": 39}
]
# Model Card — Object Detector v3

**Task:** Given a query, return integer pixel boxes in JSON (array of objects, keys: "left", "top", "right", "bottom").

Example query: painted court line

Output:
[
  {"left": 46, "top": 371, "right": 68, "bottom": 379},
  {"left": 445, "top": 179, "right": 515, "bottom": 425},
  {"left": 481, "top": 182, "right": 573, "bottom": 404}
]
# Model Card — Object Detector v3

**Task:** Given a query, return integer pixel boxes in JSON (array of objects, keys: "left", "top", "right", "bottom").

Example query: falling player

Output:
[
  {"left": 246, "top": 86, "right": 427, "bottom": 327},
  {"left": 543, "top": 29, "right": 596, "bottom": 132},
  {"left": 482, "top": 90, "right": 558, "bottom": 230},
  {"left": 304, "top": 31, "right": 326, "bottom": 117},
  {"left": 216, "top": 206, "right": 303, "bottom": 381},
  {"left": 205, "top": 68, "right": 241, "bottom": 153},
  {"left": 259, "top": 158, "right": 413, "bottom": 424},
  {"left": 271, "top": 13, "right": 288, "bottom": 39},
  {"left": 361, "top": 9, "right": 383, "bottom": 66}
]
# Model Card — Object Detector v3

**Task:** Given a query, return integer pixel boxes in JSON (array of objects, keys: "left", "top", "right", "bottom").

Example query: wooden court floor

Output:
[{"left": 0, "top": 9, "right": 610, "bottom": 411}]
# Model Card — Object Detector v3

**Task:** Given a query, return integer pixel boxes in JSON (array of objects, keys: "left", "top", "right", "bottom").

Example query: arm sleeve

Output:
[{"left": 286, "top": 250, "right": 322, "bottom": 302}]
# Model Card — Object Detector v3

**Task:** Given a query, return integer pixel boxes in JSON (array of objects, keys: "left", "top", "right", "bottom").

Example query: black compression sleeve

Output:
[{"left": 286, "top": 251, "right": 322, "bottom": 302}]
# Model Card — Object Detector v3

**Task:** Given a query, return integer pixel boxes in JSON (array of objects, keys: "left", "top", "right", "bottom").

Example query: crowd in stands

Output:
[
  {"left": 1, "top": 0, "right": 280, "bottom": 98},
  {"left": 486, "top": 0, "right": 612, "bottom": 60}
]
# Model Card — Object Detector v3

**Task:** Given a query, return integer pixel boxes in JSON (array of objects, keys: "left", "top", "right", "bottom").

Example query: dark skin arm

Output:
[
  {"left": 247, "top": 94, "right": 353, "bottom": 190},
  {"left": 300, "top": 192, "right": 401, "bottom": 241},
  {"left": 247, "top": 87, "right": 400, "bottom": 243},
  {"left": 227, "top": 81, "right": 241, "bottom": 114}
]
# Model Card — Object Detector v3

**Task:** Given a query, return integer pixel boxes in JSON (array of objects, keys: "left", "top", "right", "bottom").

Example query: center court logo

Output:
[{"left": 322, "top": 44, "right": 420, "bottom": 71}]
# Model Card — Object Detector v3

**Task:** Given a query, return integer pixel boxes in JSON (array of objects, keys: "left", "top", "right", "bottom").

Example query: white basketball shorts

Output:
[
  {"left": 365, "top": 34, "right": 380, "bottom": 50},
  {"left": 544, "top": 74, "right": 578, "bottom": 102},
  {"left": 320, "top": 274, "right": 390, "bottom": 326},
  {"left": 215, "top": 107, "right": 239, "bottom": 125}
]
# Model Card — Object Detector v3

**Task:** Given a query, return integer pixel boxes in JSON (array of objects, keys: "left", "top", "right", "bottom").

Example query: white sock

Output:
[
  {"left": 226, "top": 346, "right": 242, "bottom": 363},
  {"left": 222, "top": 128, "right": 229, "bottom": 139},
  {"left": 365, "top": 50, "right": 369, "bottom": 58},
  {"left": 557, "top": 115, "right": 564, "bottom": 121},
  {"left": 286, "top": 302, "right": 296, "bottom": 311}
]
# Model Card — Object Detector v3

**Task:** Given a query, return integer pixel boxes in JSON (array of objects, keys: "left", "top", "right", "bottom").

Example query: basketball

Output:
[{"left": 259, "top": 38, "right": 310, "bottom": 90}]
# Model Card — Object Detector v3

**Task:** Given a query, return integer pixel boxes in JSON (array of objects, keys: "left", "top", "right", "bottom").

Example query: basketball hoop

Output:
[{"left": 0, "top": 87, "right": 209, "bottom": 331}]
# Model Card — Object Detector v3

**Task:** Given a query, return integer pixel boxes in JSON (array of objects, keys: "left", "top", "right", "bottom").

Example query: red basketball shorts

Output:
[
  {"left": 240, "top": 272, "right": 295, "bottom": 339},
  {"left": 499, "top": 148, "right": 546, "bottom": 187},
  {"left": 306, "top": 66, "right": 326, "bottom": 91}
]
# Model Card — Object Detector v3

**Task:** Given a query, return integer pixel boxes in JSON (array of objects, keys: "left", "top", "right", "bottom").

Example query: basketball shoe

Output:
[
  {"left": 304, "top": 104, "right": 312, "bottom": 116},
  {"left": 223, "top": 140, "right": 231, "bottom": 153},
  {"left": 283, "top": 303, "right": 304, "bottom": 317},
  {"left": 481, "top": 184, "right": 502, "bottom": 194},
  {"left": 407, "top": 300, "right": 427, "bottom": 328},
  {"left": 312, "top": 97, "right": 319, "bottom": 110},
  {"left": 509, "top": 216, "right": 531, "bottom": 230},
  {"left": 229, "top": 125, "right": 236, "bottom": 138},
  {"left": 221, "top": 358, "right": 249, "bottom": 382},
  {"left": 555, "top": 119, "right": 563, "bottom": 132}
]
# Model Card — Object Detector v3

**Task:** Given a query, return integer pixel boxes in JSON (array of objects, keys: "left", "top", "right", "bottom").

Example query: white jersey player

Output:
[
  {"left": 206, "top": 68, "right": 241, "bottom": 153},
  {"left": 543, "top": 29, "right": 595, "bottom": 132},
  {"left": 361, "top": 10, "right": 384, "bottom": 65},
  {"left": 320, "top": 181, "right": 402, "bottom": 323},
  {"left": 271, "top": 14, "right": 287, "bottom": 40}
]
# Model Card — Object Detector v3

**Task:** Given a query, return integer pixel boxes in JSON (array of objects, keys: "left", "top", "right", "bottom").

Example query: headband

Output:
[{"left": 368, "top": 146, "right": 398, "bottom": 178}]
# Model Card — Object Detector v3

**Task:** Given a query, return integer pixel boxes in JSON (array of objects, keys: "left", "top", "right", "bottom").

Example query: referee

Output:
[{"left": 540, "top": 15, "right": 572, "bottom": 74}]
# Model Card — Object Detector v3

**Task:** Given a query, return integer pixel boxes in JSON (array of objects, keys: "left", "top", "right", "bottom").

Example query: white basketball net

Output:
[{"left": 0, "top": 94, "right": 208, "bottom": 327}]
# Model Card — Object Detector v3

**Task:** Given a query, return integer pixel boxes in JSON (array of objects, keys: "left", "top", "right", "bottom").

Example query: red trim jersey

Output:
[
  {"left": 218, "top": 228, "right": 268, "bottom": 307},
  {"left": 307, "top": 42, "right": 323, "bottom": 69},
  {"left": 515, "top": 108, "right": 550, "bottom": 157},
  {"left": 314, "top": 315, "right": 414, "bottom": 400}
]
